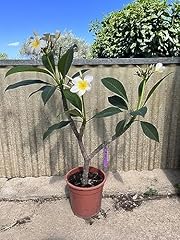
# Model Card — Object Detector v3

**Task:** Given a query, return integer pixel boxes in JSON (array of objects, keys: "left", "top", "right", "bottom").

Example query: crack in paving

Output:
[
  {"left": 0, "top": 192, "right": 178, "bottom": 229},
  {"left": 0, "top": 192, "right": 177, "bottom": 203}
]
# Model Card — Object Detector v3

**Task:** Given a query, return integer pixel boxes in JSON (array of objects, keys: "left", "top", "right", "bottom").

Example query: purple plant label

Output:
[{"left": 103, "top": 145, "right": 108, "bottom": 169}]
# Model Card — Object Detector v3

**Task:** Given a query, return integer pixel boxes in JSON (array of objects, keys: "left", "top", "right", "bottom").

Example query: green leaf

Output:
[
  {"left": 144, "top": 73, "right": 172, "bottom": 105},
  {"left": 130, "top": 106, "right": 147, "bottom": 117},
  {"left": 101, "top": 77, "right": 128, "bottom": 102},
  {"left": 115, "top": 119, "right": 126, "bottom": 137},
  {"left": 71, "top": 69, "right": 89, "bottom": 79},
  {"left": 42, "top": 52, "right": 55, "bottom": 74},
  {"left": 29, "top": 86, "right": 47, "bottom": 97},
  {"left": 5, "top": 80, "right": 50, "bottom": 91},
  {"left": 43, "top": 121, "right": 70, "bottom": 140},
  {"left": 138, "top": 79, "right": 145, "bottom": 98},
  {"left": 5, "top": 66, "right": 51, "bottom": 77},
  {"left": 108, "top": 95, "right": 128, "bottom": 110},
  {"left": 63, "top": 89, "right": 82, "bottom": 112},
  {"left": 140, "top": 121, "right": 159, "bottom": 142},
  {"left": 58, "top": 46, "right": 74, "bottom": 78},
  {"left": 94, "top": 107, "right": 122, "bottom": 118},
  {"left": 41, "top": 85, "right": 57, "bottom": 105},
  {"left": 67, "top": 109, "right": 83, "bottom": 118}
]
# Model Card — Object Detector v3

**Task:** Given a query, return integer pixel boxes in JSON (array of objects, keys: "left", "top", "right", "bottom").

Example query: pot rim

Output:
[{"left": 65, "top": 166, "right": 106, "bottom": 191}]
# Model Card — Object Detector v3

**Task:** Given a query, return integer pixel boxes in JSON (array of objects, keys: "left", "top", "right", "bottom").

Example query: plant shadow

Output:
[
  {"left": 26, "top": 91, "right": 78, "bottom": 177},
  {"left": 92, "top": 115, "right": 125, "bottom": 175}
]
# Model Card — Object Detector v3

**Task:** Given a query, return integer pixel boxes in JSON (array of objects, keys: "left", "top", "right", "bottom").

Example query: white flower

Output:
[
  {"left": 28, "top": 36, "right": 47, "bottom": 54},
  {"left": 155, "top": 63, "right": 165, "bottom": 73},
  {"left": 70, "top": 75, "right": 93, "bottom": 96}
]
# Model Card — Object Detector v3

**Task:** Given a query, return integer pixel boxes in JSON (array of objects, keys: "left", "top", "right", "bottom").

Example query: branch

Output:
[
  {"left": 88, "top": 134, "right": 117, "bottom": 160},
  {"left": 79, "top": 96, "right": 86, "bottom": 140},
  {"left": 79, "top": 119, "right": 86, "bottom": 140}
]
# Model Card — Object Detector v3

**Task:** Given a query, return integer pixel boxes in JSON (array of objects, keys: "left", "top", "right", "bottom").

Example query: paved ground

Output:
[{"left": 0, "top": 169, "right": 180, "bottom": 240}]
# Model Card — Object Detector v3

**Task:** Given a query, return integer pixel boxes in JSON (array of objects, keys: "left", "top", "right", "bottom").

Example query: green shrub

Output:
[{"left": 91, "top": 0, "right": 180, "bottom": 58}]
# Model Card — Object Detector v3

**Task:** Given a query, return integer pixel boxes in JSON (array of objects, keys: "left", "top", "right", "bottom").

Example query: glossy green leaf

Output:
[
  {"left": 140, "top": 121, "right": 159, "bottom": 142},
  {"left": 5, "top": 80, "right": 50, "bottom": 91},
  {"left": 138, "top": 79, "right": 145, "bottom": 98},
  {"left": 5, "top": 66, "right": 51, "bottom": 77},
  {"left": 115, "top": 119, "right": 126, "bottom": 137},
  {"left": 63, "top": 89, "right": 82, "bottom": 112},
  {"left": 67, "top": 109, "right": 83, "bottom": 118},
  {"left": 42, "top": 52, "right": 55, "bottom": 74},
  {"left": 43, "top": 121, "right": 70, "bottom": 140},
  {"left": 94, "top": 107, "right": 122, "bottom": 118},
  {"left": 41, "top": 85, "right": 57, "bottom": 105},
  {"left": 144, "top": 73, "right": 172, "bottom": 105},
  {"left": 130, "top": 106, "right": 147, "bottom": 117},
  {"left": 71, "top": 69, "right": 89, "bottom": 79},
  {"left": 29, "top": 86, "right": 47, "bottom": 98},
  {"left": 58, "top": 46, "right": 74, "bottom": 78},
  {"left": 108, "top": 95, "right": 128, "bottom": 110},
  {"left": 101, "top": 77, "right": 128, "bottom": 102}
]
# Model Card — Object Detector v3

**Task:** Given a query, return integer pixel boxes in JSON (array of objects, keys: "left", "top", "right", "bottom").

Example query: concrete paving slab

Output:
[
  {"left": 0, "top": 169, "right": 180, "bottom": 239},
  {"left": 104, "top": 169, "right": 180, "bottom": 195},
  {"left": 0, "top": 197, "right": 180, "bottom": 240},
  {"left": 0, "top": 178, "right": 7, "bottom": 190},
  {"left": 0, "top": 169, "right": 180, "bottom": 200},
  {"left": 0, "top": 176, "right": 66, "bottom": 199}
]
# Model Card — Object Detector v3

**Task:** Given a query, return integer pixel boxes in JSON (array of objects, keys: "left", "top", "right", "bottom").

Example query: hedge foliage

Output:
[{"left": 91, "top": 0, "right": 180, "bottom": 58}]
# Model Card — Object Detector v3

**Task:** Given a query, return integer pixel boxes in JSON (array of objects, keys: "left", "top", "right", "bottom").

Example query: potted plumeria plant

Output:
[{"left": 5, "top": 32, "right": 171, "bottom": 218}]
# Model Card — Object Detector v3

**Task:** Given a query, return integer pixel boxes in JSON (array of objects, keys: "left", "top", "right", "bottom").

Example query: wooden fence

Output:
[{"left": 0, "top": 58, "right": 179, "bottom": 177}]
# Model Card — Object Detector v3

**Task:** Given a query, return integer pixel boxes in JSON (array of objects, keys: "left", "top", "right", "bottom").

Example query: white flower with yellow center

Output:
[
  {"left": 70, "top": 75, "right": 93, "bottom": 96},
  {"left": 155, "top": 63, "right": 165, "bottom": 73},
  {"left": 28, "top": 36, "right": 47, "bottom": 54}
]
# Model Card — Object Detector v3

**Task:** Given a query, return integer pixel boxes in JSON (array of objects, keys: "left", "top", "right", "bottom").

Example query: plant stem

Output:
[
  {"left": 46, "top": 53, "right": 56, "bottom": 76},
  {"left": 46, "top": 53, "right": 60, "bottom": 85},
  {"left": 78, "top": 96, "right": 90, "bottom": 185},
  {"left": 77, "top": 139, "right": 90, "bottom": 185},
  {"left": 61, "top": 88, "right": 90, "bottom": 185},
  {"left": 82, "top": 96, "right": 86, "bottom": 119},
  {"left": 60, "top": 88, "right": 79, "bottom": 139},
  {"left": 79, "top": 96, "right": 86, "bottom": 139},
  {"left": 88, "top": 134, "right": 117, "bottom": 160}
]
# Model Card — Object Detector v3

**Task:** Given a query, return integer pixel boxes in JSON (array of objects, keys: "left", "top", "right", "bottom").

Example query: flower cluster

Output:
[
  {"left": 27, "top": 31, "right": 61, "bottom": 56},
  {"left": 27, "top": 33, "right": 93, "bottom": 97}
]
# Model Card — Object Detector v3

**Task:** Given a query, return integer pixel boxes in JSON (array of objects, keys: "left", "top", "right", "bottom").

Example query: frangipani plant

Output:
[{"left": 5, "top": 32, "right": 171, "bottom": 185}]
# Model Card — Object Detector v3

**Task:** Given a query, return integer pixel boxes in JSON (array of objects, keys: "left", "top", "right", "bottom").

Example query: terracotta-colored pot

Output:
[{"left": 65, "top": 166, "right": 106, "bottom": 219}]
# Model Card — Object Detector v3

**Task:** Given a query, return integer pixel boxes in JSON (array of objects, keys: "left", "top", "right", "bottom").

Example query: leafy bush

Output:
[
  {"left": 91, "top": 0, "right": 180, "bottom": 58},
  {"left": 20, "top": 31, "right": 91, "bottom": 59}
]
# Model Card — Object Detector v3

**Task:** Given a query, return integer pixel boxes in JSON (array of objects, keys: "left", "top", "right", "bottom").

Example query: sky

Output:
[{"left": 0, "top": 0, "right": 133, "bottom": 59}]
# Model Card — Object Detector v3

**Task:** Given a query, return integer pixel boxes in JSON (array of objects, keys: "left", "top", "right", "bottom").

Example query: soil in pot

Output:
[{"left": 68, "top": 170, "right": 103, "bottom": 187}]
